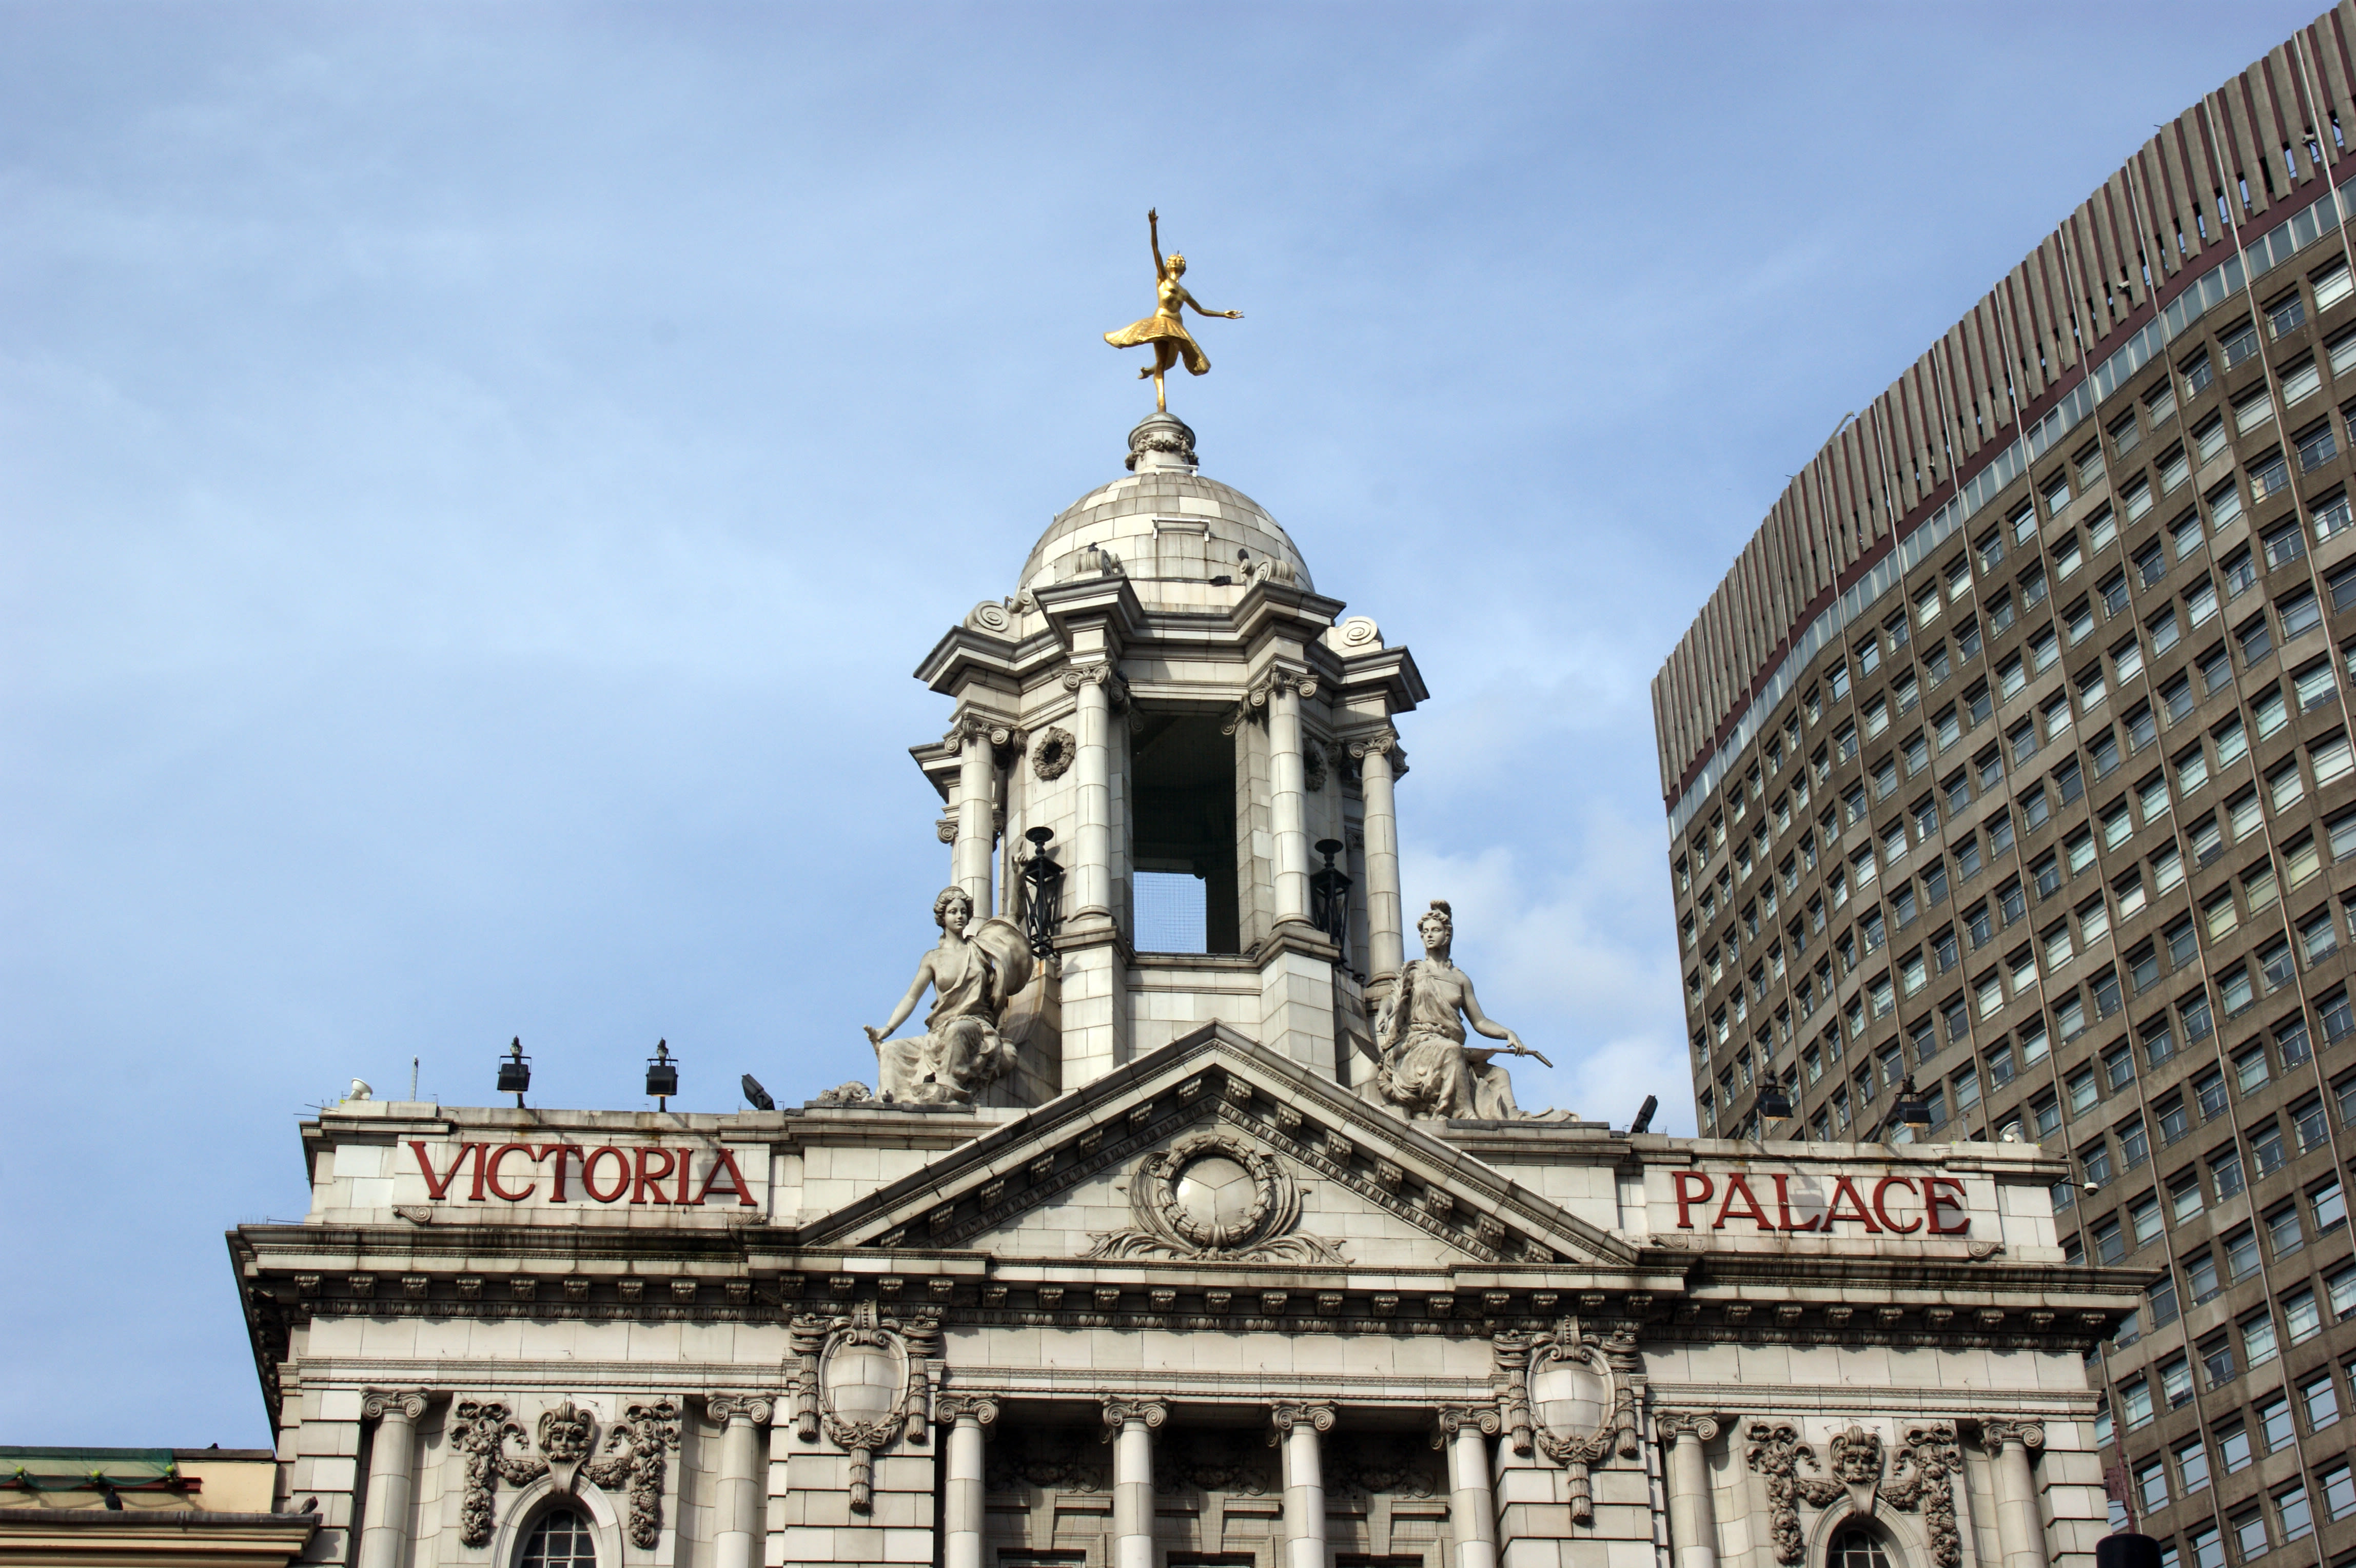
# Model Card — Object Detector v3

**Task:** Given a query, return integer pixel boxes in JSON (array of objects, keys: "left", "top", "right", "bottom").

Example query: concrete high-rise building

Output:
[{"left": 1655, "top": 8, "right": 2356, "bottom": 1568}]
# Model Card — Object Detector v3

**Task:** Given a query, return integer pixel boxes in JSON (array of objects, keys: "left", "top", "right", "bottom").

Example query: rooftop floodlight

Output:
[
  {"left": 1627, "top": 1094, "right": 1657, "bottom": 1135},
  {"left": 1756, "top": 1080, "right": 1793, "bottom": 1121},
  {"left": 646, "top": 1039, "right": 678, "bottom": 1108},
  {"left": 741, "top": 1073, "right": 776, "bottom": 1112},
  {"left": 496, "top": 1037, "right": 531, "bottom": 1106},
  {"left": 1889, "top": 1076, "right": 1932, "bottom": 1138}
]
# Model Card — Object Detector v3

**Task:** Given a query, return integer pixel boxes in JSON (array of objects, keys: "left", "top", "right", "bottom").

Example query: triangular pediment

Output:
[{"left": 796, "top": 1024, "right": 1639, "bottom": 1275}]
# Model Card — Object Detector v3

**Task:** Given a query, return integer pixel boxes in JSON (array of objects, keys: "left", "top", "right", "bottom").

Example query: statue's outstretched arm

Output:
[
  {"left": 866, "top": 957, "right": 936, "bottom": 1043},
  {"left": 1180, "top": 286, "right": 1243, "bottom": 320},
  {"left": 1149, "top": 208, "right": 1166, "bottom": 280},
  {"left": 1457, "top": 975, "right": 1523, "bottom": 1049}
]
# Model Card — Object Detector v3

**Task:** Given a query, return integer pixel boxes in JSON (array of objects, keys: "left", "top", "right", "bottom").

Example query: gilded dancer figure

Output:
[{"left": 1104, "top": 208, "right": 1243, "bottom": 413}]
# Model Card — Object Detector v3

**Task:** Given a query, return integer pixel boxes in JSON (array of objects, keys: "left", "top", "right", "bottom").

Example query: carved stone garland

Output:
[
  {"left": 445, "top": 1398, "right": 679, "bottom": 1550},
  {"left": 790, "top": 1302, "right": 939, "bottom": 1514},
  {"left": 1031, "top": 727, "right": 1076, "bottom": 781},
  {"left": 1494, "top": 1321, "right": 1640, "bottom": 1525},
  {"left": 1743, "top": 1421, "right": 1961, "bottom": 1568}
]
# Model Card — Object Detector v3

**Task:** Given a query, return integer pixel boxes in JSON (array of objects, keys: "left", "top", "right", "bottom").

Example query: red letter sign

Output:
[
  {"left": 410, "top": 1141, "right": 480, "bottom": 1201},
  {"left": 1925, "top": 1176, "right": 1971, "bottom": 1235},
  {"left": 1673, "top": 1172, "right": 1714, "bottom": 1228},
  {"left": 1872, "top": 1175, "right": 1922, "bottom": 1234}
]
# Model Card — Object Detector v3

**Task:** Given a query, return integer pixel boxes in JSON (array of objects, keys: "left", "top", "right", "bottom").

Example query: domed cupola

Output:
[{"left": 1019, "top": 413, "right": 1314, "bottom": 607}]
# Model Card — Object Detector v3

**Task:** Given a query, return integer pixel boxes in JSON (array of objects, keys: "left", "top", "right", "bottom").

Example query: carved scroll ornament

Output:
[
  {"left": 444, "top": 1398, "right": 678, "bottom": 1551},
  {"left": 1743, "top": 1420, "right": 1961, "bottom": 1568}
]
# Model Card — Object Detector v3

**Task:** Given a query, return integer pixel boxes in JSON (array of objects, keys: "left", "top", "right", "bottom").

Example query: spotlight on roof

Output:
[
  {"left": 1757, "top": 1081, "right": 1793, "bottom": 1121},
  {"left": 742, "top": 1073, "right": 776, "bottom": 1112},
  {"left": 646, "top": 1040, "right": 678, "bottom": 1108},
  {"left": 1890, "top": 1077, "right": 1932, "bottom": 1139},
  {"left": 1627, "top": 1095, "right": 1657, "bottom": 1135},
  {"left": 496, "top": 1038, "right": 531, "bottom": 1106}
]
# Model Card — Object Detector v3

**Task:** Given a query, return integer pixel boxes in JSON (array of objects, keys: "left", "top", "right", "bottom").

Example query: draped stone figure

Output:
[
  {"left": 1366, "top": 900, "right": 1552, "bottom": 1121},
  {"left": 864, "top": 887, "right": 1035, "bottom": 1105}
]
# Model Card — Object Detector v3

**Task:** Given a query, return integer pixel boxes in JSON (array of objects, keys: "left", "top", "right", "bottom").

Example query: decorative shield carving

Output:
[
  {"left": 1495, "top": 1319, "right": 1640, "bottom": 1526},
  {"left": 792, "top": 1302, "right": 939, "bottom": 1514}
]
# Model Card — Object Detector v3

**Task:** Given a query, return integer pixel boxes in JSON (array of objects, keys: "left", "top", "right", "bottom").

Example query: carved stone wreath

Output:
[
  {"left": 1032, "top": 727, "right": 1077, "bottom": 781},
  {"left": 1083, "top": 1130, "right": 1344, "bottom": 1264}
]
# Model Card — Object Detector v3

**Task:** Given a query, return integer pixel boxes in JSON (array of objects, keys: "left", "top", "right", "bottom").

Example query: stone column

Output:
[
  {"left": 708, "top": 1395, "right": 774, "bottom": 1568},
  {"left": 954, "top": 717, "right": 996, "bottom": 914},
  {"left": 1069, "top": 664, "right": 1115, "bottom": 923},
  {"left": 1350, "top": 731, "right": 1403, "bottom": 976},
  {"left": 1272, "top": 1403, "right": 1335, "bottom": 1568},
  {"left": 1435, "top": 1406, "right": 1501, "bottom": 1568},
  {"left": 355, "top": 1390, "right": 429, "bottom": 1568},
  {"left": 1104, "top": 1398, "right": 1168, "bottom": 1568},
  {"left": 1266, "top": 676, "right": 1313, "bottom": 926},
  {"left": 1656, "top": 1412, "right": 1722, "bottom": 1568},
  {"left": 1984, "top": 1419, "right": 2049, "bottom": 1568},
  {"left": 941, "top": 1396, "right": 1000, "bottom": 1568}
]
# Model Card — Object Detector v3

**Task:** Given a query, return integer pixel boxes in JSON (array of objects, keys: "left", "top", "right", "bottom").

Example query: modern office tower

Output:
[{"left": 1654, "top": 6, "right": 2356, "bottom": 1566}]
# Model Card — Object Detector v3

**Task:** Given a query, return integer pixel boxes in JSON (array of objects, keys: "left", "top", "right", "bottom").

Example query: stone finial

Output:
[{"left": 1126, "top": 411, "right": 1198, "bottom": 473}]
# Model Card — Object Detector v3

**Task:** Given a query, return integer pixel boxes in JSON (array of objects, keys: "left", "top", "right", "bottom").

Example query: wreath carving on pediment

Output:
[
  {"left": 1082, "top": 1129, "right": 1345, "bottom": 1264},
  {"left": 1744, "top": 1420, "right": 1961, "bottom": 1568}
]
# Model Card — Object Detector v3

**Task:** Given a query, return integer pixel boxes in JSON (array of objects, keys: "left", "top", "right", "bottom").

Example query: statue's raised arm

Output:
[{"left": 1104, "top": 209, "right": 1243, "bottom": 414}]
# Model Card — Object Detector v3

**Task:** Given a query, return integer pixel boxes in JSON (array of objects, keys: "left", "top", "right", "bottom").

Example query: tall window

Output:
[
  {"left": 522, "top": 1510, "right": 598, "bottom": 1568},
  {"left": 1829, "top": 1526, "right": 1897, "bottom": 1568}
]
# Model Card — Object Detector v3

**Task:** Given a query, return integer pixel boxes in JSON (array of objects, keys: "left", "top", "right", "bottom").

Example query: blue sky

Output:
[{"left": 2, "top": 0, "right": 2329, "bottom": 1444}]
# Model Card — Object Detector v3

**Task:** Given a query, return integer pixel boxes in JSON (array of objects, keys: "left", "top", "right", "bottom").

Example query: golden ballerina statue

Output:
[{"left": 1104, "top": 208, "right": 1243, "bottom": 413}]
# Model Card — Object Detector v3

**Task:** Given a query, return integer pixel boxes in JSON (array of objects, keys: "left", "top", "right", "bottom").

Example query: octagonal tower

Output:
[{"left": 908, "top": 411, "right": 1427, "bottom": 1102}]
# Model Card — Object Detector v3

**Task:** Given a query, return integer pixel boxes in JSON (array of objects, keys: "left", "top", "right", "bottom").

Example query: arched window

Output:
[
  {"left": 520, "top": 1508, "right": 597, "bottom": 1568},
  {"left": 1828, "top": 1525, "right": 1895, "bottom": 1568}
]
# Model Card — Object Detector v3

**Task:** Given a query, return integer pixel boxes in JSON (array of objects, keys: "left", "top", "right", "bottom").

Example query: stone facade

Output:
[{"left": 228, "top": 414, "right": 2142, "bottom": 1568}]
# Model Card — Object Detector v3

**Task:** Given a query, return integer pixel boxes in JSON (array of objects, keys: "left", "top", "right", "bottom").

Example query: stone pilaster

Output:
[
  {"left": 940, "top": 1396, "right": 999, "bottom": 1568},
  {"left": 1435, "top": 1404, "right": 1502, "bottom": 1568},
  {"left": 1104, "top": 1398, "right": 1169, "bottom": 1568},
  {"left": 1657, "top": 1411, "right": 1723, "bottom": 1568},
  {"left": 1984, "top": 1418, "right": 2049, "bottom": 1568},
  {"left": 707, "top": 1395, "right": 773, "bottom": 1568},
  {"left": 1350, "top": 730, "right": 1403, "bottom": 978},
  {"left": 1271, "top": 1403, "right": 1335, "bottom": 1568},
  {"left": 355, "top": 1390, "right": 429, "bottom": 1568}
]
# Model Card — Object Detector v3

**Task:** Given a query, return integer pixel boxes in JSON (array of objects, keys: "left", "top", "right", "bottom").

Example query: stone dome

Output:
[{"left": 1019, "top": 413, "right": 1313, "bottom": 603}]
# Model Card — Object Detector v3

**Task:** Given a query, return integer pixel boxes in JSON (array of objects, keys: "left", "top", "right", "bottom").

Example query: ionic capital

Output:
[
  {"left": 1062, "top": 660, "right": 1116, "bottom": 692},
  {"left": 1247, "top": 669, "right": 1319, "bottom": 707},
  {"left": 1979, "top": 1418, "right": 2045, "bottom": 1454},
  {"left": 1654, "top": 1409, "right": 1721, "bottom": 1444},
  {"left": 1346, "top": 728, "right": 1400, "bottom": 761},
  {"left": 362, "top": 1388, "right": 431, "bottom": 1423},
  {"left": 1431, "top": 1403, "right": 1502, "bottom": 1447},
  {"left": 1100, "top": 1397, "right": 1168, "bottom": 1436},
  {"left": 708, "top": 1394, "right": 775, "bottom": 1425},
  {"left": 938, "top": 1394, "right": 1000, "bottom": 1426},
  {"left": 1268, "top": 1401, "right": 1336, "bottom": 1441}
]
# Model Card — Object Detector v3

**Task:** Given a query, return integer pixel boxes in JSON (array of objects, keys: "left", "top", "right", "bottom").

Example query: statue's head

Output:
[
  {"left": 934, "top": 886, "right": 974, "bottom": 932},
  {"left": 1168, "top": 252, "right": 1187, "bottom": 276},
  {"left": 1417, "top": 899, "right": 1452, "bottom": 958}
]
